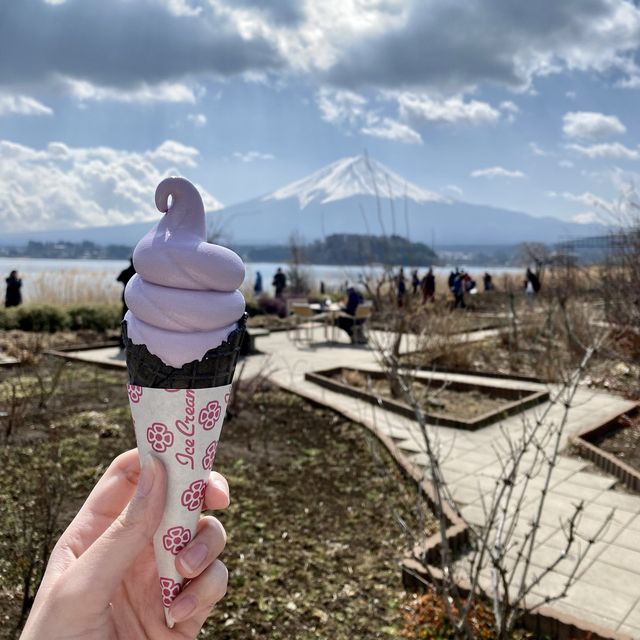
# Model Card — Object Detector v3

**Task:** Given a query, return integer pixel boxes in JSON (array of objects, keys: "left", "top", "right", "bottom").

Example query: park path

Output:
[{"left": 63, "top": 325, "right": 639, "bottom": 637}]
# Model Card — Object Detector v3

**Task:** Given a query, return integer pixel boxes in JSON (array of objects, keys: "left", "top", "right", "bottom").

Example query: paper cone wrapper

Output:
[{"left": 128, "top": 384, "right": 231, "bottom": 627}]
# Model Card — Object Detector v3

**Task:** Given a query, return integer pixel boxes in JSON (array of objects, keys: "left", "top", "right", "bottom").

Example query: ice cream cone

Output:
[{"left": 122, "top": 175, "right": 246, "bottom": 627}]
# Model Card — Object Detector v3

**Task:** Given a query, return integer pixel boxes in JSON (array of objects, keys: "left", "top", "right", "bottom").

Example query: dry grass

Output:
[{"left": 25, "top": 270, "right": 121, "bottom": 305}]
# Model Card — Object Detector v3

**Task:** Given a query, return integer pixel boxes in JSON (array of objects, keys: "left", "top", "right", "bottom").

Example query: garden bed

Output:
[
  {"left": 0, "top": 349, "right": 437, "bottom": 639},
  {"left": 573, "top": 408, "right": 640, "bottom": 492},
  {"left": 305, "top": 367, "right": 548, "bottom": 430}
]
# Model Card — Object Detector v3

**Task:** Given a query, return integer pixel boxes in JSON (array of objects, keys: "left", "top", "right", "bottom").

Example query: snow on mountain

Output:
[{"left": 265, "top": 155, "right": 446, "bottom": 208}]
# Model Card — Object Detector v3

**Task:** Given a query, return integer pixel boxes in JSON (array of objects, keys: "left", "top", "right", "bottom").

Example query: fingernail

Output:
[
  {"left": 136, "top": 456, "right": 157, "bottom": 497},
  {"left": 212, "top": 477, "right": 229, "bottom": 494},
  {"left": 170, "top": 595, "right": 197, "bottom": 622},
  {"left": 180, "top": 543, "right": 208, "bottom": 574}
]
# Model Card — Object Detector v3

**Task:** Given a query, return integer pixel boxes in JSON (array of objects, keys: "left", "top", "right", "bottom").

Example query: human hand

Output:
[{"left": 21, "top": 448, "right": 229, "bottom": 640}]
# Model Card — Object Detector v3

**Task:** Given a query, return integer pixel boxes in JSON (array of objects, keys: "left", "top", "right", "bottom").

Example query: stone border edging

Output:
[
  {"left": 572, "top": 407, "right": 640, "bottom": 493},
  {"left": 305, "top": 366, "right": 549, "bottom": 430}
]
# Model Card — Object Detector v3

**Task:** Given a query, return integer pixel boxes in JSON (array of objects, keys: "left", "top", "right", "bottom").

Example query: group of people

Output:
[
  {"left": 391, "top": 267, "right": 500, "bottom": 310},
  {"left": 251, "top": 268, "right": 286, "bottom": 298},
  {"left": 394, "top": 267, "right": 436, "bottom": 307}
]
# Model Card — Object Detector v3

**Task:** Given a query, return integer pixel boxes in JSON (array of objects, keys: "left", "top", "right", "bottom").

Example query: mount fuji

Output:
[
  {"left": 217, "top": 155, "right": 604, "bottom": 246},
  {"left": 0, "top": 155, "right": 606, "bottom": 248}
]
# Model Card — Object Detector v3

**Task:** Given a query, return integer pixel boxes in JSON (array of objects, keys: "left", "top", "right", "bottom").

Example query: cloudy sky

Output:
[{"left": 2, "top": 0, "right": 640, "bottom": 232}]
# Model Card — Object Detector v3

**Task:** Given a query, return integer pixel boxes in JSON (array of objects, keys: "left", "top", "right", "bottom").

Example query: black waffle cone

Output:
[{"left": 123, "top": 315, "right": 246, "bottom": 389}]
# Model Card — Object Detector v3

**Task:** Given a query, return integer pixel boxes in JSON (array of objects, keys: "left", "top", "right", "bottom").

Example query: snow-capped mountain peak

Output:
[{"left": 264, "top": 155, "right": 446, "bottom": 209}]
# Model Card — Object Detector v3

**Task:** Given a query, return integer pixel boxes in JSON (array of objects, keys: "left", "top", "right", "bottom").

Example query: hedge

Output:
[{"left": 0, "top": 303, "right": 122, "bottom": 333}]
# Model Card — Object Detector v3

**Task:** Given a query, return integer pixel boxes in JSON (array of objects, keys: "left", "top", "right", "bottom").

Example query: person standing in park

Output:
[
  {"left": 272, "top": 267, "right": 286, "bottom": 298},
  {"left": 411, "top": 269, "right": 420, "bottom": 296},
  {"left": 5, "top": 270, "right": 22, "bottom": 308},
  {"left": 397, "top": 267, "right": 406, "bottom": 307},
  {"left": 421, "top": 267, "right": 435, "bottom": 303},
  {"left": 117, "top": 258, "right": 136, "bottom": 347},
  {"left": 253, "top": 271, "right": 263, "bottom": 296}
]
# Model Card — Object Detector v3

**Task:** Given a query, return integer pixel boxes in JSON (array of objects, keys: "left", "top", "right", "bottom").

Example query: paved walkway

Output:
[{"left": 61, "top": 326, "right": 640, "bottom": 637}]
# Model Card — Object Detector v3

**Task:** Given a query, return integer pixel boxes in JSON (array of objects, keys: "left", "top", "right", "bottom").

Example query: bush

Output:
[
  {"left": 15, "top": 305, "right": 70, "bottom": 333},
  {"left": 0, "top": 307, "right": 18, "bottom": 330},
  {"left": 67, "top": 304, "right": 121, "bottom": 331},
  {"left": 0, "top": 303, "right": 122, "bottom": 333},
  {"left": 258, "top": 296, "right": 287, "bottom": 318}
]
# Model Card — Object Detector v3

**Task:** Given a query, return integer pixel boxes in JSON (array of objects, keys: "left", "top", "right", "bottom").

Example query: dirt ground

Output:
[
  {"left": 593, "top": 412, "right": 640, "bottom": 474},
  {"left": 333, "top": 368, "right": 507, "bottom": 420},
  {"left": 0, "top": 352, "right": 435, "bottom": 640}
]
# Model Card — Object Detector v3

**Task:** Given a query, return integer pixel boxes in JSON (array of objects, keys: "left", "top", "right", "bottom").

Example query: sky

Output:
[{"left": 1, "top": 0, "right": 640, "bottom": 233}]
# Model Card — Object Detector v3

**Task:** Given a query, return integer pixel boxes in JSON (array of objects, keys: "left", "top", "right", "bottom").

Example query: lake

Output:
[{"left": 0, "top": 257, "right": 524, "bottom": 304}]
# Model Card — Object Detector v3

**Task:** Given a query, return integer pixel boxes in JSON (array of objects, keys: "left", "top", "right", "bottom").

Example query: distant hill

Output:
[
  {"left": 237, "top": 233, "right": 438, "bottom": 266},
  {"left": 0, "top": 155, "right": 607, "bottom": 248}
]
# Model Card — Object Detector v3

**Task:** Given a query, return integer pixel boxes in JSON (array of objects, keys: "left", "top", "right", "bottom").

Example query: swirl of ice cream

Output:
[{"left": 124, "top": 176, "right": 245, "bottom": 367}]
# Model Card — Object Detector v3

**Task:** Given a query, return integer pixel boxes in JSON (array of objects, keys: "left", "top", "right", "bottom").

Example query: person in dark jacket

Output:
[
  {"left": 526, "top": 268, "right": 541, "bottom": 293},
  {"left": 117, "top": 259, "right": 136, "bottom": 347},
  {"left": 253, "top": 271, "right": 263, "bottom": 296},
  {"left": 421, "top": 268, "right": 435, "bottom": 303},
  {"left": 411, "top": 269, "right": 420, "bottom": 296},
  {"left": 272, "top": 268, "right": 286, "bottom": 298},
  {"left": 335, "top": 284, "right": 367, "bottom": 343},
  {"left": 397, "top": 268, "right": 406, "bottom": 307},
  {"left": 452, "top": 273, "right": 466, "bottom": 309},
  {"left": 5, "top": 270, "right": 22, "bottom": 308}
]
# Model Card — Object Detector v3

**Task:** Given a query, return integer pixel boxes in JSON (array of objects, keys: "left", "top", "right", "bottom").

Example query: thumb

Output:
[{"left": 67, "top": 455, "right": 167, "bottom": 606}]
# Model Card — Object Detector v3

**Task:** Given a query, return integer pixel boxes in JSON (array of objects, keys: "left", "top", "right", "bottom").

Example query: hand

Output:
[{"left": 21, "top": 449, "right": 229, "bottom": 640}]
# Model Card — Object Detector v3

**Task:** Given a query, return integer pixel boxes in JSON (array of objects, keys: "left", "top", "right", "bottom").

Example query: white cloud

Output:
[
  {"left": 315, "top": 88, "right": 421, "bottom": 144},
  {"left": 148, "top": 140, "right": 200, "bottom": 167},
  {"left": 545, "top": 190, "right": 611, "bottom": 210},
  {"left": 558, "top": 159, "right": 574, "bottom": 168},
  {"left": 361, "top": 117, "right": 422, "bottom": 145},
  {"left": 529, "top": 142, "right": 550, "bottom": 157},
  {"left": 315, "top": 88, "right": 366, "bottom": 126},
  {"left": 444, "top": 184, "right": 464, "bottom": 197},
  {"left": 471, "top": 166, "right": 526, "bottom": 179},
  {"left": 562, "top": 111, "right": 626, "bottom": 140},
  {"left": 397, "top": 93, "right": 501, "bottom": 125},
  {"left": 499, "top": 100, "right": 519, "bottom": 123},
  {"left": 187, "top": 113, "right": 207, "bottom": 127},
  {"left": 566, "top": 142, "right": 639, "bottom": 160},
  {"left": 0, "top": 93, "right": 53, "bottom": 116},
  {"left": 63, "top": 79, "right": 199, "bottom": 104},
  {"left": 0, "top": 139, "right": 222, "bottom": 232},
  {"left": 571, "top": 211, "right": 601, "bottom": 224},
  {"left": 232, "top": 150, "right": 275, "bottom": 162}
]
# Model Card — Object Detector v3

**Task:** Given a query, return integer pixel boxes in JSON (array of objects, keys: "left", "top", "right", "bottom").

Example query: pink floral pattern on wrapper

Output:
[
  {"left": 127, "top": 385, "right": 143, "bottom": 403},
  {"left": 162, "top": 526, "right": 192, "bottom": 556},
  {"left": 159, "top": 577, "right": 182, "bottom": 607},
  {"left": 146, "top": 422, "right": 174, "bottom": 453},
  {"left": 181, "top": 479, "right": 206, "bottom": 511},
  {"left": 199, "top": 400, "right": 221, "bottom": 431},
  {"left": 202, "top": 440, "right": 218, "bottom": 471}
]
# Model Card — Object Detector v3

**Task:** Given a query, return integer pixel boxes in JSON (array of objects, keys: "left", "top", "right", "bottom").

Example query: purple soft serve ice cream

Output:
[{"left": 124, "top": 176, "right": 245, "bottom": 368}]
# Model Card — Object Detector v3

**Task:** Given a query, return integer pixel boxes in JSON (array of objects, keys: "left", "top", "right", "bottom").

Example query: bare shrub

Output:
[{"left": 367, "top": 284, "right": 609, "bottom": 639}]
